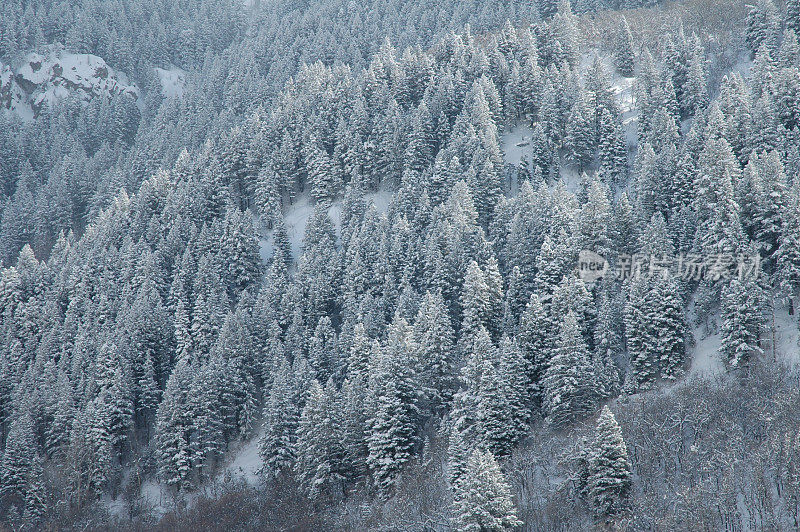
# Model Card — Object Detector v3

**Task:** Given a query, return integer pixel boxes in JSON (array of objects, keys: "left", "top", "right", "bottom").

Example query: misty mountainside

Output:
[{"left": 3, "top": 0, "right": 800, "bottom": 530}]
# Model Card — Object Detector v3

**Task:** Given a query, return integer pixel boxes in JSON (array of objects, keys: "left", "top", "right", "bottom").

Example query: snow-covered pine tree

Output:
[
  {"left": 576, "top": 178, "right": 614, "bottom": 259},
  {"left": 565, "top": 95, "right": 595, "bottom": 171},
  {"left": 751, "top": 150, "right": 788, "bottom": 255},
  {"left": 542, "top": 311, "right": 599, "bottom": 426},
  {"left": 404, "top": 101, "right": 436, "bottom": 176},
  {"left": 452, "top": 448, "right": 523, "bottom": 532},
  {"left": 294, "top": 379, "right": 346, "bottom": 499},
  {"left": 154, "top": 359, "right": 195, "bottom": 491},
  {"left": 453, "top": 327, "right": 521, "bottom": 457},
  {"left": 259, "top": 357, "right": 300, "bottom": 478},
  {"left": 789, "top": 0, "right": 800, "bottom": 37},
  {"left": 366, "top": 315, "right": 421, "bottom": 495},
  {"left": 304, "top": 136, "right": 342, "bottom": 203},
  {"left": 534, "top": 233, "right": 573, "bottom": 304},
  {"left": 597, "top": 107, "right": 628, "bottom": 186},
  {"left": 720, "top": 279, "right": 765, "bottom": 370},
  {"left": 255, "top": 165, "right": 282, "bottom": 225},
  {"left": 220, "top": 208, "right": 263, "bottom": 300},
  {"left": 414, "top": 290, "right": 457, "bottom": 409},
  {"left": 594, "top": 284, "right": 622, "bottom": 399},
  {"left": 653, "top": 277, "right": 688, "bottom": 380},
  {"left": 529, "top": 122, "right": 554, "bottom": 175},
  {"left": 22, "top": 453, "right": 46, "bottom": 524},
  {"left": 0, "top": 413, "right": 36, "bottom": 507},
  {"left": 518, "top": 293, "right": 551, "bottom": 405},
  {"left": 610, "top": 193, "right": 639, "bottom": 256},
  {"left": 683, "top": 46, "right": 709, "bottom": 116},
  {"left": 585, "top": 405, "right": 631, "bottom": 517},
  {"left": 745, "top": 0, "right": 779, "bottom": 56},
  {"left": 777, "top": 183, "right": 800, "bottom": 309},
  {"left": 212, "top": 310, "right": 259, "bottom": 438},
  {"left": 497, "top": 335, "right": 532, "bottom": 440},
  {"left": 188, "top": 359, "right": 226, "bottom": 477},
  {"left": 308, "top": 315, "right": 339, "bottom": 383},
  {"left": 624, "top": 275, "right": 657, "bottom": 390},
  {"left": 613, "top": 17, "right": 635, "bottom": 77},
  {"left": 460, "top": 260, "right": 492, "bottom": 350}
]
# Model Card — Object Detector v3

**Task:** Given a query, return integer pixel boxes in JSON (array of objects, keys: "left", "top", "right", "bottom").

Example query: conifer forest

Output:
[{"left": 3, "top": 0, "right": 800, "bottom": 529}]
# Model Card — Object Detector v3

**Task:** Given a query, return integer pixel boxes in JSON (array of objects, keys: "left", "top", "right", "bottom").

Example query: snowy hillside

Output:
[{"left": 5, "top": 0, "right": 800, "bottom": 530}]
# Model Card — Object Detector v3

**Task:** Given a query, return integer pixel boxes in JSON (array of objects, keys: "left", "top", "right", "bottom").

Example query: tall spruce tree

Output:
[
  {"left": 720, "top": 279, "right": 765, "bottom": 370},
  {"left": 585, "top": 406, "right": 632, "bottom": 516},
  {"left": 613, "top": 17, "right": 635, "bottom": 77},
  {"left": 452, "top": 449, "right": 522, "bottom": 532},
  {"left": 542, "top": 311, "right": 599, "bottom": 426}
]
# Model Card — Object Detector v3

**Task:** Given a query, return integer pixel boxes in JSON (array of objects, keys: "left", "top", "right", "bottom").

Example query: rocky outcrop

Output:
[{"left": 0, "top": 46, "right": 139, "bottom": 120}]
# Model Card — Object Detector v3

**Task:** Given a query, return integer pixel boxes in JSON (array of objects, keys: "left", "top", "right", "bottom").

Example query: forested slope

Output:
[{"left": 3, "top": 0, "right": 800, "bottom": 530}]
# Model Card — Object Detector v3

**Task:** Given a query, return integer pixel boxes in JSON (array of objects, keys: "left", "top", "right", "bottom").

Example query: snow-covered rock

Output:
[{"left": 0, "top": 46, "right": 139, "bottom": 120}]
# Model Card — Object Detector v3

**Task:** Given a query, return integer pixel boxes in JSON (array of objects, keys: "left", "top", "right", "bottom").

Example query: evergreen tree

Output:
[
  {"left": 404, "top": 101, "right": 436, "bottom": 175},
  {"left": 777, "top": 184, "right": 800, "bottom": 307},
  {"left": 188, "top": 360, "right": 226, "bottom": 477},
  {"left": 518, "top": 293, "right": 551, "bottom": 404},
  {"left": 529, "top": 122, "right": 554, "bottom": 175},
  {"left": 308, "top": 315, "right": 339, "bottom": 383},
  {"left": 259, "top": 358, "right": 300, "bottom": 482},
  {"left": 720, "top": 279, "right": 765, "bottom": 369},
  {"left": 789, "top": 0, "right": 800, "bottom": 37},
  {"left": 366, "top": 315, "right": 421, "bottom": 495},
  {"left": 460, "top": 260, "right": 492, "bottom": 349},
  {"left": 154, "top": 360, "right": 195, "bottom": 491},
  {"left": 346, "top": 322, "right": 375, "bottom": 384},
  {"left": 750, "top": 151, "right": 788, "bottom": 255},
  {"left": 452, "top": 449, "right": 522, "bottom": 532},
  {"left": 565, "top": 96, "right": 595, "bottom": 170},
  {"left": 294, "top": 379, "right": 346, "bottom": 499},
  {"left": 683, "top": 47, "right": 709, "bottom": 116},
  {"left": 653, "top": 277, "right": 688, "bottom": 380},
  {"left": 414, "top": 290, "right": 457, "bottom": 409},
  {"left": 597, "top": 108, "right": 628, "bottom": 186},
  {"left": 745, "top": 0, "right": 779, "bottom": 56},
  {"left": 0, "top": 413, "right": 36, "bottom": 507},
  {"left": 613, "top": 17, "right": 635, "bottom": 77},
  {"left": 624, "top": 275, "right": 656, "bottom": 389},
  {"left": 220, "top": 208, "right": 263, "bottom": 299},
  {"left": 585, "top": 406, "right": 632, "bottom": 516},
  {"left": 304, "top": 137, "right": 341, "bottom": 203},
  {"left": 542, "top": 312, "right": 599, "bottom": 426},
  {"left": 22, "top": 453, "right": 47, "bottom": 524},
  {"left": 452, "top": 327, "right": 521, "bottom": 457},
  {"left": 497, "top": 336, "right": 532, "bottom": 440},
  {"left": 255, "top": 165, "right": 282, "bottom": 224}
]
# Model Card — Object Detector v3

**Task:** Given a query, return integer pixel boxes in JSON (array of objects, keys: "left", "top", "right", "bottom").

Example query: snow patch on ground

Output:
[
  {"left": 501, "top": 123, "right": 533, "bottom": 166},
  {"left": 282, "top": 195, "right": 317, "bottom": 260},
  {"left": 770, "top": 305, "right": 800, "bottom": 366},
  {"left": 259, "top": 190, "right": 393, "bottom": 264},
  {"left": 499, "top": 53, "right": 638, "bottom": 177},
  {"left": 688, "top": 304, "right": 800, "bottom": 376},
  {"left": 689, "top": 326, "right": 724, "bottom": 377},
  {"left": 611, "top": 74, "right": 638, "bottom": 150},
  {"left": 156, "top": 67, "right": 186, "bottom": 99},
  {"left": 220, "top": 429, "right": 264, "bottom": 484},
  {"left": 732, "top": 53, "right": 754, "bottom": 80},
  {"left": 140, "top": 480, "right": 170, "bottom": 515}
]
